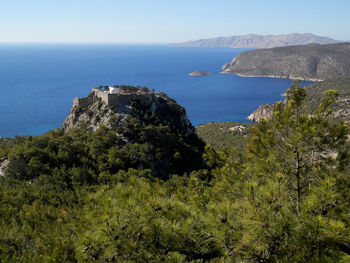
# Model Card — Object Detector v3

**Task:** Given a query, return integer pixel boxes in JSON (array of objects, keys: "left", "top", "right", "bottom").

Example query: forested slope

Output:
[{"left": 0, "top": 83, "right": 350, "bottom": 262}]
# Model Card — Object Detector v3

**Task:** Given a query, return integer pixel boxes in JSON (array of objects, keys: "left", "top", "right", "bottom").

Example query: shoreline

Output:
[{"left": 221, "top": 71, "right": 322, "bottom": 82}]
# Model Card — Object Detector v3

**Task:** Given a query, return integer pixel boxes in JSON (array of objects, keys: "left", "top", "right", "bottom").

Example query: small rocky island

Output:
[{"left": 188, "top": 71, "right": 211, "bottom": 77}]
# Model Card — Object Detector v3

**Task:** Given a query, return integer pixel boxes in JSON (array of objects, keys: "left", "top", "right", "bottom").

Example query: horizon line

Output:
[{"left": 0, "top": 41, "right": 172, "bottom": 45}]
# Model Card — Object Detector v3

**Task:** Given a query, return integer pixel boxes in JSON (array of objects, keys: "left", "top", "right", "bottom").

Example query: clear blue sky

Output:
[{"left": 1, "top": 0, "right": 349, "bottom": 43}]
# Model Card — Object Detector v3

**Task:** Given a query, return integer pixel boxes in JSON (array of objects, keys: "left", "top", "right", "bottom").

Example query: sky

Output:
[{"left": 0, "top": 0, "right": 349, "bottom": 43}]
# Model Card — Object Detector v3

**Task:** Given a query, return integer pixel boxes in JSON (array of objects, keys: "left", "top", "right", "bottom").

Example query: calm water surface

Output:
[{"left": 0, "top": 44, "right": 310, "bottom": 137}]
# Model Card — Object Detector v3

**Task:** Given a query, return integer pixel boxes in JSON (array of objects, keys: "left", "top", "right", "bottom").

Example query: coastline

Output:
[{"left": 221, "top": 71, "right": 322, "bottom": 82}]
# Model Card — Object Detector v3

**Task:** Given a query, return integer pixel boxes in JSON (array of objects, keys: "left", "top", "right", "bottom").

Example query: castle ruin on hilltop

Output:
[{"left": 73, "top": 85, "right": 158, "bottom": 109}]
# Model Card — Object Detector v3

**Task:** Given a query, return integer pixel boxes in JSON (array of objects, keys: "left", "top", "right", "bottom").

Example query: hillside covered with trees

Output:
[{"left": 0, "top": 83, "right": 350, "bottom": 262}]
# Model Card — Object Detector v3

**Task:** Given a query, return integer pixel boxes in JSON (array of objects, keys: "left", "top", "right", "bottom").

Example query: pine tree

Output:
[{"left": 247, "top": 80, "right": 348, "bottom": 215}]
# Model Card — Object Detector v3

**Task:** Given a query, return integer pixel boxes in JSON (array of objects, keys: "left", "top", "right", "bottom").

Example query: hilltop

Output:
[
  {"left": 222, "top": 42, "right": 350, "bottom": 81},
  {"left": 63, "top": 85, "right": 194, "bottom": 135},
  {"left": 172, "top": 33, "right": 339, "bottom": 49}
]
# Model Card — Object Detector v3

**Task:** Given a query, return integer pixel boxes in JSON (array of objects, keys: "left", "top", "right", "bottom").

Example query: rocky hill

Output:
[
  {"left": 222, "top": 42, "right": 350, "bottom": 81},
  {"left": 173, "top": 33, "right": 339, "bottom": 49},
  {"left": 61, "top": 85, "right": 205, "bottom": 177},
  {"left": 63, "top": 85, "right": 194, "bottom": 135}
]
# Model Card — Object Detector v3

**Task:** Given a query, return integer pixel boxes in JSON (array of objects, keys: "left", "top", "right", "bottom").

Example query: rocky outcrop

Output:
[
  {"left": 63, "top": 86, "right": 196, "bottom": 136},
  {"left": 62, "top": 86, "right": 204, "bottom": 177},
  {"left": 173, "top": 33, "right": 339, "bottom": 49},
  {"left": 222, "top": 42, "right": 350, "bottom": 81},
  {"left": 189, "top": 71, "right": 211, "bottom": 77},
  {"left": 0, "top": 138, "right": 10, "bottom": 176},
  {"left": 247, "top": 104, "right": 275, "bottom": 122},
  {"left": 0, "top": 157, "right": 9, "bottom": 176}
]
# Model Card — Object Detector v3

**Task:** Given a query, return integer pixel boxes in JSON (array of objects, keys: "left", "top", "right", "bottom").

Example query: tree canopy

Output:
[{"left": 0, "top": 81, "right": 349, "bottom": 262}]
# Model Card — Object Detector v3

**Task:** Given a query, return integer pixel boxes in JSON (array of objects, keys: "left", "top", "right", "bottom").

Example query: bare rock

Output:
[
  {"left": 247, "top": 104, "right": 275, "bottom": 122},
  {"left": 0, "top": 158, "right": 10, "bottom": 176},
  {"left": 62, "top": 86, "right": 196, "bottom": 136}
]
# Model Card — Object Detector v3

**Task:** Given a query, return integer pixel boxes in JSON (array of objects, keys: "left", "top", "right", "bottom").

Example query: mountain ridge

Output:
[{"left": 172, "top": 33, "right": 339, "bottom": 49}]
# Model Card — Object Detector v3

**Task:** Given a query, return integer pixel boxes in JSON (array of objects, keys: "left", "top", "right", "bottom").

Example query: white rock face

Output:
[
  {"left": 109, "top": 87, "right": 120, "bottom": 94},
  {"left": 0, "top": 158, "right": 10, "bottom": 176},
  {"left": 247, "top": 104, "right": 275, "bottom": 122},
  {"left": 228, "top": 125, "right": 246, "bottom": 132}
]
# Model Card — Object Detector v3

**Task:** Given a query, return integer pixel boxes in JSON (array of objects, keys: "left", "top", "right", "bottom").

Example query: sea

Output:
[{"left": 0, "top": 44, "right": 311, "bottom": 137}]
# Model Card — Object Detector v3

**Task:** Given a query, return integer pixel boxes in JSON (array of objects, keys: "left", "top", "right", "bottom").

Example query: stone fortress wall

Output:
[
  {"left": 93, "top": 87, "right": 154, "bottom": 106},
  {"left": 73, "top": 92, "right": 94, "bottom": 108},
  {"left": 73, "top": 86, "right": 157, "bottom": 109}
]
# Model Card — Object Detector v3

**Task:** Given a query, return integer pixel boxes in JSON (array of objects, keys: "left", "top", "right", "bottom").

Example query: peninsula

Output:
[{"left": 222, "top": 42, "right": 350, "bottom": 81}]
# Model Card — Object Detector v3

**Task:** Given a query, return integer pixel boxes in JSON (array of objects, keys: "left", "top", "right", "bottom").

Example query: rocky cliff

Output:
[
  {"left": 247, "top": 104, "right": 275, "bottom": 122},
  {"left": 63, "top": 86, "right": 195, "bottom": 136},
  {"left": 222, "top": 42, "right": 350, "bottom": 81},
  {"left": 173, "top": 33, "right": 339, "bottom": 49}
]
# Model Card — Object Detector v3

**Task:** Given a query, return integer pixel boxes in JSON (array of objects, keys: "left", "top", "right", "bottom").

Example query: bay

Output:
[{"left": 0, "top": 44, "right": 310, "bottom": 137}]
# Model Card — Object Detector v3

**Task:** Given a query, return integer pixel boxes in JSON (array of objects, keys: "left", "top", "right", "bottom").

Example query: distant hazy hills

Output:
[
  {"left": 222, "top": 42, "right": 350, "bottom": 81},
  {"left": 173, "top": 33, "right": 339, "bottom": 49}
]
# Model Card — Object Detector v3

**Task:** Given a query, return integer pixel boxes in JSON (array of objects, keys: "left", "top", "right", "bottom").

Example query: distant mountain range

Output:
[
  {"left": 172, "top": 33, "right": 339, "bottom": 49},
  {"left": 222, "top": 42, "right": 350, "bottom": 81}
]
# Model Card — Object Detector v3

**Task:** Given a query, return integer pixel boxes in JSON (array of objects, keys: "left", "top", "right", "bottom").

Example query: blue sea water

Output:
[{"left": 0, "top": 44, "right": 310, "bottom": 137}]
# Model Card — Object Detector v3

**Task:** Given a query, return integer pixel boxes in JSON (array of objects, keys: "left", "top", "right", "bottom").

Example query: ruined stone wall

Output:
[
  {"left": 93, "top": 89, "right": 155, "bottom": 107},
  {"left": 73, "top": 93, "right": 94, "bottom": 108}
]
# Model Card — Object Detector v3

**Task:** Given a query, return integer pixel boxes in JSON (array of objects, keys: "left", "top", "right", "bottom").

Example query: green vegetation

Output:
[
  {"left": 1, "top": 82, "right": 350, "bottom": 262},
  {"left": 305, "top": 77, "right": 350, "bottom": 121},
  {"left": 196, "top": 122, "right": 253, "bottom": 151}
]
